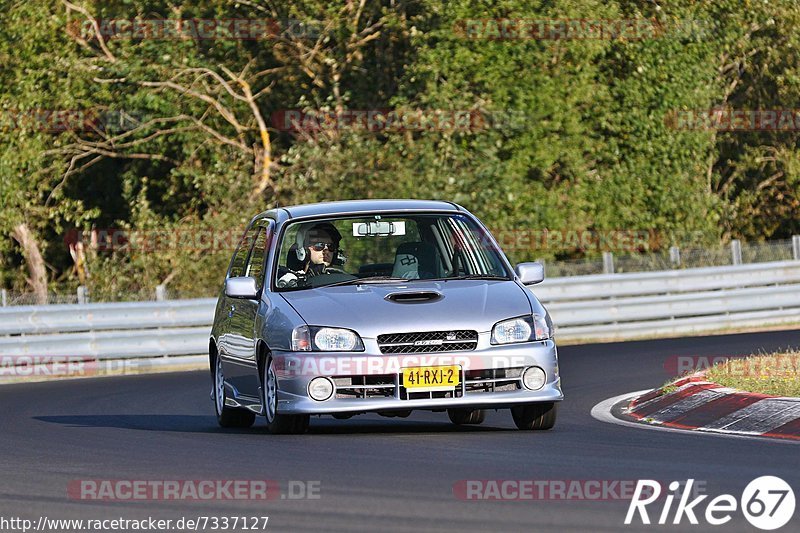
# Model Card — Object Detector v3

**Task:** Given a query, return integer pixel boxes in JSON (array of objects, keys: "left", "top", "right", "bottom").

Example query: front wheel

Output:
[
  {"left": 263, "top": 358, "right": 309, "bottom": 434},
  {"left": 213, "top": 355, "right": 256, "bottom": 428},
  {"left": 510, "top": 402, "right": 557, "bottom": 430},
  {"left": 447, "top": 408, "right": 486, "bottom": 425}
]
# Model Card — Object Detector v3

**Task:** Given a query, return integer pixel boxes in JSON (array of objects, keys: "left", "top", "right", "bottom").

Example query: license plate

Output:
[{"left": 402, "top": 365, "right": 460, "bottom": 390}]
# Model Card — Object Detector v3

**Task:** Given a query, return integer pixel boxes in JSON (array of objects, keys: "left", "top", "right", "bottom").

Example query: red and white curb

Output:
[{"left": 620, "top": 376, "right": 800, "bottom": 441}]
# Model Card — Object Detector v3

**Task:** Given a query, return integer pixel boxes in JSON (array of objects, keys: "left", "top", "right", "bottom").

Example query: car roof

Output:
[{"left": 257, "top": 199, "right": 463, "bottom": 223}]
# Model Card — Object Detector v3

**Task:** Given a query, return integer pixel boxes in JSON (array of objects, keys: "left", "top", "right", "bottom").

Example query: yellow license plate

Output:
[{"left": 402, "top": 365, "right": 460, "bottom": 390}]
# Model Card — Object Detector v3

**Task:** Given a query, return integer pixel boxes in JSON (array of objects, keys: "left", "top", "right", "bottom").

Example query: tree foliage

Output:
[{"left": 1, "top": 0, "right": 798, "bottom": 297}]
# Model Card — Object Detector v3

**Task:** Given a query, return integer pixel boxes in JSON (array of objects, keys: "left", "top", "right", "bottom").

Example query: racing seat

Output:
[
  {"left": 392, "top": 241, "right": 440, "bottom": 279},
  {"left": 286, "top": 244, "right": 305, "bottom": 271}
]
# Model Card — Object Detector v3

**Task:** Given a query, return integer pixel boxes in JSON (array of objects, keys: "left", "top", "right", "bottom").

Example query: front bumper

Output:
[{"left": 270, "top": 339, "right": 563, "bottom": 415}]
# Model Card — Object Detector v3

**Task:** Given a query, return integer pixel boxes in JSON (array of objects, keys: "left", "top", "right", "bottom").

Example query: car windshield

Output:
[{"left": 273, "top": 213, "right": 511, "bottom": 291}]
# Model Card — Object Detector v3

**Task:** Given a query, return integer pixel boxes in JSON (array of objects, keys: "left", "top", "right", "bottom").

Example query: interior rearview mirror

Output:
[{"left": 352, "top": 221, "right": 406, "bottom": 237}]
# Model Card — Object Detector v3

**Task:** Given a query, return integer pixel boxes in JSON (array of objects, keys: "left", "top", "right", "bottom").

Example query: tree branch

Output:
[{"left": 62, "top": 0, "right": 117, "bottom": 63}]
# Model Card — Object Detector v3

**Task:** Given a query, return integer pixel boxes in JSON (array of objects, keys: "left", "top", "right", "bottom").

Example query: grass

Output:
[
  {"left": 703, "top": 351, "right": 800, "bottom": 397},
  {"left": 660, "top": 383, "right": 678, "bottom": 395}
]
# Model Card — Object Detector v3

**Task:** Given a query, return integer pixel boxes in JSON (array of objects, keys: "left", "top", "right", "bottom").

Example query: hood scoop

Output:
[{"left": 384, "top": 290, "right": 443, "bottom": 303}]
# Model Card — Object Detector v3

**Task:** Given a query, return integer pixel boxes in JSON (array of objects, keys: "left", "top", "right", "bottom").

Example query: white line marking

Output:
[
  {"left": 645, "top": 388, "right": 727, "bottom": 422},
  {"left": 627, "top": 381, "right": 711, "bottom": 412},
  {"left": 703, "top": 398, "right": 800, "bottom": 432}
]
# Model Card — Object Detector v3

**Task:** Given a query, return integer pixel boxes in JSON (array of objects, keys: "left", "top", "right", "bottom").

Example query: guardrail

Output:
[
  {"left": 0, "top": 299, "right": 216, "bottom": 359},
  {"left": 1, "top": 260, "right": 799, "bottom": 361},
  {"left": 537, "top": 260, "right": 800, "bottom": 340}
]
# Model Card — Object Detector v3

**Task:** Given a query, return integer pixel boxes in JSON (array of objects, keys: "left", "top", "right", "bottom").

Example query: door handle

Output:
[{"left": 228, "top": 305, "right": 235, "bottom": 318}]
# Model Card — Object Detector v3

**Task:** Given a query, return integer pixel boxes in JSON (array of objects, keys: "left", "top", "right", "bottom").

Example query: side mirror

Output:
[
  {"left": 225, "top": 277, "right": 259, "bottom": 299},
  {"left": 515, "top": 262, "right": 545, "bottom": 285}
]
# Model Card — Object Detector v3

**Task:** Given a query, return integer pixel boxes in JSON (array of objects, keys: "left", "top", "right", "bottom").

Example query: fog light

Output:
[
  {"left": 522, "top": 367, "right": 546, "bottom": 390},
  {"left": 308, "top": 377, "right": 334, "bottom": 401}
]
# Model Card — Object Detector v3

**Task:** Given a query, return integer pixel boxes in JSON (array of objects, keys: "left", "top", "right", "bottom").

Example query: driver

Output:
[
  {"left": 277, "top": 222, "right": 344, "bottom": 288},
  {"left": 303, "top": 222, "right": 342, "bottom": 278}
]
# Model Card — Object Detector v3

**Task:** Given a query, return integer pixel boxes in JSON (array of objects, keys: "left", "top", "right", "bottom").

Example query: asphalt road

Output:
[{"left": 1, "top": 329, "right": 799, "bottom": 532}]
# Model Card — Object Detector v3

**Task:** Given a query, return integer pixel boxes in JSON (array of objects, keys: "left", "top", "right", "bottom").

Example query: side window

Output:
[
  {"left": 229, "top": 227, "right": 258, "bottom": 278},
  {"left": 245, "top": 222, "right": 272, "bottom": 290}
]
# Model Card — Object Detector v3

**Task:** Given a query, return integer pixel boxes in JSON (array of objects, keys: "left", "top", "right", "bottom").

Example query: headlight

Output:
[
  {"left": 491, "top": 315, "right": 552, "bottom": 344},
  {"left": 314, "top": 327, "right": 361, "bottom": 351},
  {"left": 291, "top": 325, "right": 364, "bottom": 352}
]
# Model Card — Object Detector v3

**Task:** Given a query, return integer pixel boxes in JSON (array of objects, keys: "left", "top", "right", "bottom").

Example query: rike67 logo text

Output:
[{"left": 626, "top": 477, "right": 795, "bottom": 530}]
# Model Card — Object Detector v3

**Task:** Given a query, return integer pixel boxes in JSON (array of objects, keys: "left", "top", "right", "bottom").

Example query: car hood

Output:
[{"left": 279, "top": 280, "right": 532, "bottom": 338}]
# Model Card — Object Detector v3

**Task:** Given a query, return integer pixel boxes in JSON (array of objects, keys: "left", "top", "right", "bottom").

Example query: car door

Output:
[
  {"left": 224, "top": 219, "right": 273, "bottom": 398},
  {"left": 218, "top": 224, "right": 259, "bottom": 396}
]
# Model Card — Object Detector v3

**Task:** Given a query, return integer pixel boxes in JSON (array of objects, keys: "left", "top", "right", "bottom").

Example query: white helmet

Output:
[{"left": 294, "top": 222, "right": 342, "bottom": 262}]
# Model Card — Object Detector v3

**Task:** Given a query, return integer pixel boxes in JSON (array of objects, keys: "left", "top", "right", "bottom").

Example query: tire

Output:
[
  {"left": 447, "top": 408, "right": 486, "bottom": 425},
  {"left": 263, "top": 357, "right": 309, "bottom": 435},
  {"left": 213, "top": 354, "right": 256, "bottom": 428},
  {"left": 510, "top": 402, "right": 557, "bottom": 430}
]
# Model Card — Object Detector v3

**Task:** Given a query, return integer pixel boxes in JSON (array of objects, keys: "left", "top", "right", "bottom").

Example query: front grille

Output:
[
  {"left": 400, "top": 388, "right": 462, "bottom": 400},
  {"left": 334, "top": 374, "right": 396, "bottom": 399},
  {"left": 377, "top": 330, "right": 478, "bottom": 354},
  {"left": 331, "top": 367, "right": 523, "bottom": 400},
  {"left": 464, "top": 367, "right": 523, "bottom": 393}
]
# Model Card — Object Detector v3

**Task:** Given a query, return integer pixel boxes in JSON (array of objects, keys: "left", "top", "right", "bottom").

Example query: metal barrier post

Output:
[
  {"left": 731, "top": 239, "right": 742, "bottom": 265},
  {"left": 669, "top": 246, "right": 681, "bottom": 267},
  {"left": 535, "top": 259, "right": 545, "bottom": 278},
  {"left": 602, "top": 252, "right": 615, "bottom": 274},
  {"left": 793, "top": 235, "right": 800, "bottom": 260},
  {"left": 155, "top": 285, "right": 167, "bottom": 301},
  {"left": 1, "top": 289, "right": 6, "bottom": 307},
  {"left": 77, "top": 286, "right": 88, "bottom": 305}
]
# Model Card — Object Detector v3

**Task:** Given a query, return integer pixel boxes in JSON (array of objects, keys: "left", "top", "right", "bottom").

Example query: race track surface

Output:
[{"left": 1, "top": 329, "right": 798, "bottom": 532}]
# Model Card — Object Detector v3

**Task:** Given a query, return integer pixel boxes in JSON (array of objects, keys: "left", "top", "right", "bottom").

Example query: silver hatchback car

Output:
[{"left": 210, "top": 200, "right": 562, "bottom": 433}]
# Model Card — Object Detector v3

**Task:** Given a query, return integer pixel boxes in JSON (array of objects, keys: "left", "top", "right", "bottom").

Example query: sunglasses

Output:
[{"left": 309, "top": 242, "right": 337, "bottom": 251}]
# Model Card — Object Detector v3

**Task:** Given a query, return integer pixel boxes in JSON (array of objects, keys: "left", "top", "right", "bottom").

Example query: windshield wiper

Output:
[
  {"left": 322, "top": 276, "right": 410, "bottom": 288},
  {"left": 431, "top": 274, "right": 510, "bottom": 281}
]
